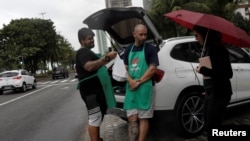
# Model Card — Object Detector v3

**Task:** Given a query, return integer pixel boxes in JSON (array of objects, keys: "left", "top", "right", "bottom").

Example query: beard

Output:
[{"left": 86, "top": 43, "right": 95, "bottom": 49}]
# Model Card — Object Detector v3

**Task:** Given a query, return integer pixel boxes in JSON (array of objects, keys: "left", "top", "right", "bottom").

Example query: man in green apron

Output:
[
  {"left": 123, "top": 24, "right": 159, "bottom": 141},
  {"left": 75, "top": 28, "right": 117, "bottom": 141}
]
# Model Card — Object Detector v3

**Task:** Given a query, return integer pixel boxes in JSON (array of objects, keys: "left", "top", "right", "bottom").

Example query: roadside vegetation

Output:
[
  {"left": 0, "top": 18, "right": 75, "bottom": 73},
  {"left": 147, "top": 0, "right": 250, "bottom": 41}
]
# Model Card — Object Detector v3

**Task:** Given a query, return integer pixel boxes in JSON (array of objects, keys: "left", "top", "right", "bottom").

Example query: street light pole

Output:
[{"left": 39, "top": 12, "right": 46, "bottom": 19}]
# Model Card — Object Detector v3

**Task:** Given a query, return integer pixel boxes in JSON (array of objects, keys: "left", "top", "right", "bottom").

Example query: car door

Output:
[
  {"left": 21, "top": 70, "right": 32, "bottom": 85},
  {"left": 228, "top": 46, "right": 250, "bottom": 101}
]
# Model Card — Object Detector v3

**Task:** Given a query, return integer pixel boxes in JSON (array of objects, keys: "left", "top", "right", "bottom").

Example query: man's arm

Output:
[
  {"left": 126, "top": 64, "right": 156, "bottom": 90},
  {"left": 84, "top": 51, "right": 117, "bottom": 72},
  {"left": 137, "top": 64, "right": 156, "bottom": 84}
]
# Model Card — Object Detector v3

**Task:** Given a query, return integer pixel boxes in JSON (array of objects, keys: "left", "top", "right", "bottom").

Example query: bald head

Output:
[
  {"left": 134, "top": 24, "right": 147, "bottom": 32},
  {"left": 133, "top": 24, "right": 147, "bottom": 46}
]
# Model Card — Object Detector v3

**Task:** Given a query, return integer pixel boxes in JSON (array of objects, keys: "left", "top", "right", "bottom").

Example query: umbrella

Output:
[{"left": 165, "top": 9, "right": 250, "bottom": 48}]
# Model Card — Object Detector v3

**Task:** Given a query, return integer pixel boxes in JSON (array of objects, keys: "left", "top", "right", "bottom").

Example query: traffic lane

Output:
[
  {"left": 0, "top": 83, "right": 88, "bottom": 141},
  {"left": 0, "top": 87, "right": 41, "bottom": 104},
  {"left": 0, "top": 84, "right": 64, "bottom": 106}
]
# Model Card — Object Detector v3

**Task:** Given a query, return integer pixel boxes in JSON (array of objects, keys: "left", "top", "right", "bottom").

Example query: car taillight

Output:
[
  {"left": 13, "top": 76, "right": 22, "bottom": 80},
  {"left": 153, "top": 69, "right": 164, "bottom": 83}
]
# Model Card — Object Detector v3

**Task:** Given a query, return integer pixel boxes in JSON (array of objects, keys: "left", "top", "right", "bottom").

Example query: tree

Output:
[
  {"left": 51, "top": 34, "right": 75, "bottom": 70},
  {"left": 147, "top": 0, "right": 211, "bottom": 38},
  {"left": 147, "top": 0, "right": 249, "bottom": 39},
  {"left": 0, "top": 18, "right": 74, "bottom": 73}
]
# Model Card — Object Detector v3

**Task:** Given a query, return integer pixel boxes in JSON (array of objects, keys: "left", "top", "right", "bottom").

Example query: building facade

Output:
[
  {"left": 237, "top": 1, "right": 250, "bottom": 19},
  {"left": 106, "top": 0, "right": 132, "bottom": 8},
  {"left": 143, "top": 0, "right": 152, "bottom": 10}
]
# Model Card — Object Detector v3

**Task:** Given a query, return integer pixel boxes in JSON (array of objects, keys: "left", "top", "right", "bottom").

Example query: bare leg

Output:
[
  {"left": 88, "top": 125, "right": 100, "bottom": 141},
  {"left": 128, "top": 121, "right": 139, "bottom": 141},
  {"left": 128, "top": 115, "right": 139, "bottom": 141},
  {"left": 138, "top": 119, "right": 149, "bottom": 141}
]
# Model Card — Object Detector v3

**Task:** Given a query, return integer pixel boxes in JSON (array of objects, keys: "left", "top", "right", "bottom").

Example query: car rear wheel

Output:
[
  {"left": 0, "top": 90, "right": 3, "bottom": 95},
  {"left": 175, "top": 91, "right": 205, "bottom": 137},
  {"left": 21, "top": 83, "right": 27, "bottom": 92},
  {"left": 32, "top": 81, "right": 37, "bottom": 89}
]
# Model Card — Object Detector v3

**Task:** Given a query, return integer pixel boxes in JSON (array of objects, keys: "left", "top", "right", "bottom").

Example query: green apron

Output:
[
  {"left": 77, "top": 54, "right": 116, "bottom": 108},
  {"left": 124, "top": 44, "right": 153, "bottom": 110}
]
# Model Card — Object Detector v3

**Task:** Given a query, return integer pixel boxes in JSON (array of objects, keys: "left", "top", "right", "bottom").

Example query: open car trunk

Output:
[{"left": 83, "top": 7, "right": 162, "bottom": 54}]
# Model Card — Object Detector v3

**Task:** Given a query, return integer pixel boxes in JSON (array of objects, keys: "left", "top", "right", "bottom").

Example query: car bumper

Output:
[{"left": 0, "top": 85, "right": 22, "bottom": 91}]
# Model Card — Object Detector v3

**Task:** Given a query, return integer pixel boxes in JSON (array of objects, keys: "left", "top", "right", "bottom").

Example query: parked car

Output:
[
  {"left": 52, "top": 67, "right": 69, "bottom": 79},
  {"left": 83, "top": 7, "right": 250, "bottom": 137},
  {"left": 0, "top": 69, "right": 37, "bottom": 95}
]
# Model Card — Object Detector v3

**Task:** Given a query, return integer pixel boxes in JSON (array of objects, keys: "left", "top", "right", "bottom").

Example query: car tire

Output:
[
  {"left": 0, "top": 90, "right": 3, "bottom": 95},
  {"left": 175, "top": 91, "right": 205, "bottom": 137},
  {"left": 21, "top": 83, "right": 27, "bottom": 92},
  {"left": 32, "top": 80, "right": 37, "bottom": 89}
]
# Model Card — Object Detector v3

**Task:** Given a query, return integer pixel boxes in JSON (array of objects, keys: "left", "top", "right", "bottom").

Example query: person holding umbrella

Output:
[
  {"left": 194, "top": 25, "right": 233, "bottom": 133},
  {"left": 165, "top": 10, "right": 250, "bottom": 138}
]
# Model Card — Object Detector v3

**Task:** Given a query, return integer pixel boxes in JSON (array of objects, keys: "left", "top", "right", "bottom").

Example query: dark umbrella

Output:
[{"left": 165, "top": 9, "right": 250, "bottom": 48}]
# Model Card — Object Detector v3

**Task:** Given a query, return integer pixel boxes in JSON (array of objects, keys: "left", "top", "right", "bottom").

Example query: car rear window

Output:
[
  {"left": 0, "top": 72, "right": 18, "bottom": 77},
  {"left": 53, "top": 68, "right": 63, "bottom": 71},
  {"left": 111, "top": 18, "right": 144, "bottom": 39},
  {"left": 170, "top": 41, "right": 201, "bottom": 63}
]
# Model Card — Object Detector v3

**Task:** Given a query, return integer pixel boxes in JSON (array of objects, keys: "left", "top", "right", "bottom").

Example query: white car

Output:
[
  {"left": 0, "top": 69, "right": 37, "bottom": 95},
  {"left": 84, "top": 7, "right": 250, "bottom": 137}
]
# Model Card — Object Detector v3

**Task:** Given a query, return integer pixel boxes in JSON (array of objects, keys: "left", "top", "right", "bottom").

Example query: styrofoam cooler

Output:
[{"left": 100, "top": 114, "right": 128, "bottom": 141}]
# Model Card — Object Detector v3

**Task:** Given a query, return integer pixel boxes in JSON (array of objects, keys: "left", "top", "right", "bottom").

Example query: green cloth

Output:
[
  {"left": 97, "top": 66, "right": 116, "bottom": 108},
  {"left": 124, "top": 44, "right": 153, "bottom": 110},
  {"left": 77, "top": 53, "right": 116, "bottom": 108}
]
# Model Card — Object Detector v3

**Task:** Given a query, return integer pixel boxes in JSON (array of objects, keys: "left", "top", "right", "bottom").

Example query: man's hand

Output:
[
  {"left": 107, "top": 51, "right": 117, "bottom": 60},
  {"left": 129, "top": 79, "right": 140, "bottom": 90}
]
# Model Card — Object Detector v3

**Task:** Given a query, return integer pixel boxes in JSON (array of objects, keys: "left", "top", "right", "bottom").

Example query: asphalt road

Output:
[{"left": 0, "top": 76, "right": 88, "bottom": 141}]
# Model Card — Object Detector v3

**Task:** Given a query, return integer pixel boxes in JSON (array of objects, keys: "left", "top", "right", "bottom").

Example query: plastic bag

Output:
[{"left": 112, "top": 55, "right": 127, "bottom": 82}]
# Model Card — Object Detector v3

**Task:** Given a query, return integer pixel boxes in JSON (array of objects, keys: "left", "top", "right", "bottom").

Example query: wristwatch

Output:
[{"left": 105, "top": 56, "right": 111, "bottom": 62}]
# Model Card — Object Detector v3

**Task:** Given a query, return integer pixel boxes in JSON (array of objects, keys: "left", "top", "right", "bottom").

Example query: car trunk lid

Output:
[{"left": 83, "top": 7, "right": 162, "bottom": 52}]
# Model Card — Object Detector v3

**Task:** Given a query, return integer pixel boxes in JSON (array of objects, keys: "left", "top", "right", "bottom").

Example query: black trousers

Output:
[
  {"left": 79, "top": 76, "right": 107, "bottom": 117},
  {"left": 203, "top": 79, "right": 232, "bottom": 131}
]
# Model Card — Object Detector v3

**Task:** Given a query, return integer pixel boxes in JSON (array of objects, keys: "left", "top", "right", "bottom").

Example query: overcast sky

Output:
[{"left": 0, "top": 0, "right": 143, "bottom": 50}]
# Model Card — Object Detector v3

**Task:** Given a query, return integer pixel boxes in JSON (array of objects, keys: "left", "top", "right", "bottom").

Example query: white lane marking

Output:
[
  {"left": 71, "top": 79, "right": 78, "bottom": 82},
  {"left": 51, "top": 80, "right": 59, "bottom": 84},
  {"left": 41, "top": 81, "right": 51, "bottom": 84},
  {"left": 60, "top": 80, "right": 68, "bottom": 83},
  {"left": 0, "top": 85, "right": 52, "bottom": 107},
  {"left": 38, "top": 83, "right": 76, "bottom": 86},
  {"left": 61, "top": 87, "right": 69, "bottom": 89}
]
